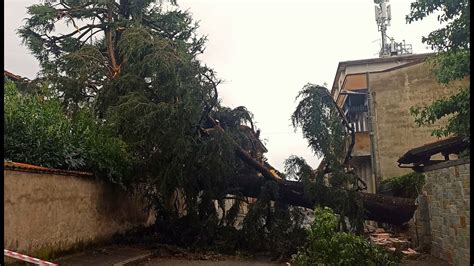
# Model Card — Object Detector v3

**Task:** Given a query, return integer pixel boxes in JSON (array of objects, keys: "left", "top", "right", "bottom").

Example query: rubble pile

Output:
[{"left": 365, "top": 225, "right": 420, "bottom": 258}]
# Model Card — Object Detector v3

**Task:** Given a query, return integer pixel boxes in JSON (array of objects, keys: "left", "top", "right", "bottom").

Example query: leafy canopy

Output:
[
  {"left": 287, "top": 84, "right": 365, "bottom": 233},
  {"left": 18, "top": 0, "right": 286, "bottom": 246},
  {"left": 406, "top": 0, "right": 470, "bottom": 142}
]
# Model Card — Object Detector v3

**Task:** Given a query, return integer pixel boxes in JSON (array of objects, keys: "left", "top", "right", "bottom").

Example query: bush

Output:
[
  {"left": 379, "top": 172, "right": 425, "bottom": 199},
  {"left": 4, "top": 80, "right": 132, "bottom": 183},
  {"left": 291, "top": 207, "right": 399, "bottom": 266}
]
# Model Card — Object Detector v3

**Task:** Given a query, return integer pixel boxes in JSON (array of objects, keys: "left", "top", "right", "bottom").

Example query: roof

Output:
[
  {"left": 4, "top": 70, "right": 30, "bottom": 82},
  {"left": 239, "top": 125, "right": 268, "bottom": 153},
  {"left": 397, "top": 137, "right": 468, "bottom": 165},
  {"left": 4, "top": 161, "right": 93, "bottom": 177},
  {"left": 330, "top": 53, "right": 434, "bottom": 96}
]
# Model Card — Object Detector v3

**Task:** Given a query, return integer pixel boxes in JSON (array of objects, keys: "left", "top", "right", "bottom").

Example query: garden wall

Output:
[
  {"left": 409, "top": 158, "right": 470, "bottom": 265},
  {"left": 4, "top": 162, "right": 154, "bottom": 259}
]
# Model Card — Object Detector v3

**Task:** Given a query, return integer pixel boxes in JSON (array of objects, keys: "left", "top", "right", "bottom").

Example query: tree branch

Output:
[
  {"left": 80, "top": 29, "right": 103, "bottom": 47},
  {"left": 105, "top": 1, "right": 120, "bottom": 79},
  {"left": 52, "top": 24, "right": 103, "bottom": 41}
]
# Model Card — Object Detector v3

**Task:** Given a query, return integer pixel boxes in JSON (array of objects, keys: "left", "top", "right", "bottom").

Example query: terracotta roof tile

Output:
[
  {"left": 4, "top": 161, "right": 93, "bottom": 177},
  {"left": 4, "top": 70, "right": 28, "bottom": 82}
]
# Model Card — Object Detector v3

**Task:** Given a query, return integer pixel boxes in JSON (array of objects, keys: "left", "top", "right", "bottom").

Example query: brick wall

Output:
[{"left": 410, "top": 159, "right": 470, "bottom": 265}]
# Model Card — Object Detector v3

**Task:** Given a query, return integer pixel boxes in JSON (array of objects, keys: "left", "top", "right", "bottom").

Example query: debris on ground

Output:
[{"left": 365, "top": 225, "right": 420, "bottom": 259}]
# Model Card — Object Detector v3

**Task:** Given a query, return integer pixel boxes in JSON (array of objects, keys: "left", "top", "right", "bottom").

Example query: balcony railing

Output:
[{"left": 349, "top": 111, "right": 369, "bottom": 133}]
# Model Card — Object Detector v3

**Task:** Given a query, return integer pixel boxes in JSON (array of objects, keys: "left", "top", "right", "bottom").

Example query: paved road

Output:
[
  {"left": 53, "top": 245, "right": 286, "bottom": 266},
  {"left": 53, "top": 245, "right": 153, "bottom": 266},
  {"left": 51, "top": 245, "right": 449, "bottom": 266},
  {"left": 140, "top": 258, "right": 286, "bottom": 266}
]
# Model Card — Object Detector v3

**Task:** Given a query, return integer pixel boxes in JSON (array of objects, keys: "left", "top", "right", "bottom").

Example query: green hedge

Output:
[
  {"left": 379, "top": 172, "right": 426, "bottom": 199},
  {"left": 4, "top": 80, "right": 132, "bottom": 183}
]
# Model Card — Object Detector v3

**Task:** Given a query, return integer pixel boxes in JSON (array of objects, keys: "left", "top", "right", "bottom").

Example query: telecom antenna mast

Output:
[{"left": 374, "top": 0, "right": 412, "bottom": 57}]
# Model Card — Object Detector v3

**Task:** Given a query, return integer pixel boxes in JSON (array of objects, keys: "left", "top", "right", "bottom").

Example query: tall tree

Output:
[
  {"left": 18, "top": 0, "right": 258, "bottom": 224},
  {"left": 406, "top": 0, "right": 470, "bottom": 144}
]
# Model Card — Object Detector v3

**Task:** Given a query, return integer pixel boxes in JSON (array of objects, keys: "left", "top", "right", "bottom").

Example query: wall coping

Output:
[
  {"left": 3, "top": 161, "right": 93, "bottom": 177},
  {"left": 422, "top": 157, "right": 470, "bottom": 172}
]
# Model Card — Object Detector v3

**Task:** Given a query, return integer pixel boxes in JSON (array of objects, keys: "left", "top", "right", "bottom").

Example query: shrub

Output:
[
  {"left": 291, "top": 207, "right": 399, "bottom": 266},
  {"left": 4, "top": 80, "right": 132, "bottom": 183},
  {"left": 380, "top": 172, "right": 425, "bottom": 199}
]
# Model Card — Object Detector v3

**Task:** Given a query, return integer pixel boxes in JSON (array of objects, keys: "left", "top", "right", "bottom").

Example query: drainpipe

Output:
[{"left": 366, "top": 70, "right": 380, "bottom": 193}]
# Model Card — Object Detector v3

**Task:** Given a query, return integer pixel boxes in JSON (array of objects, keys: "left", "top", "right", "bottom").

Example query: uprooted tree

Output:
[{"left": 16, "top": 0, "right": 416, "bottom": 243}]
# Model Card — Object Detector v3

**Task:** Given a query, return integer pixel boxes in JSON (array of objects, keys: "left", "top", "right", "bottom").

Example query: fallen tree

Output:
[
  {"left": 18, "top": 0, "right": 417, "bottom": 233},
  {"left": 229, "top": 174, "right": 416, "bottom": 225},
  {"left": 200, "top": 86, "right": 418, "bottom": 226}
]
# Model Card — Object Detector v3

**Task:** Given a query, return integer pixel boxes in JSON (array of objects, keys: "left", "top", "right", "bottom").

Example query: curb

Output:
[{"left": 113, "top": 252, "right": 155, "bottom": 266}]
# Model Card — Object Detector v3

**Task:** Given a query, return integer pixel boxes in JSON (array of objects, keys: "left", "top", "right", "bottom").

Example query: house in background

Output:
[
  {"left": 330, "top": 53, "right": 468, "bottom": 193},
  {"left": 4, "top": 70, "right": 30, "bottom": 82}
]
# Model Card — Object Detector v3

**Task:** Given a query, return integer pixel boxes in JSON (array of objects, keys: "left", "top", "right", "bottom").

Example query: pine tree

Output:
[{"left": 18, "top": 0, "right": 258, "bottom": 224}]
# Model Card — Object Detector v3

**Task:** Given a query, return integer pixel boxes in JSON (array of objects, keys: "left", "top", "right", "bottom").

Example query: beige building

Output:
[{"left": 330, "top": 53, "right": 467, "bottom": 193}]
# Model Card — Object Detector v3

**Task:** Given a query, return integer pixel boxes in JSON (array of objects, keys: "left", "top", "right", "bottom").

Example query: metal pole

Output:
[{"left": 366, "top": 70, "right": 379, "bottom": 193}]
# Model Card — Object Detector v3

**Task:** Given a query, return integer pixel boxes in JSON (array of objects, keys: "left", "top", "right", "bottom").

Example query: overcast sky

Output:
[{"left": 4, "top": 0, "right": 440, "bottom": 171}]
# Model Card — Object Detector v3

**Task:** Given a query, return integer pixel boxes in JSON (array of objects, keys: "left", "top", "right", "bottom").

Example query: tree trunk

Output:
[{"left": 230, "top": 174, "right": 417, "bottom": 225}]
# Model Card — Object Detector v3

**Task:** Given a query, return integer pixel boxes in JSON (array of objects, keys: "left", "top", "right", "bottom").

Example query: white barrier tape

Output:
[{"left": 4, "top": 249, "right": 59, "bottom": 265}]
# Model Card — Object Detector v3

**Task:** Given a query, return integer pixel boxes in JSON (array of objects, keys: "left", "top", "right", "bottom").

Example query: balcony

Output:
[
  {"left": 348, "top": 111, "right": 370, "bottom": 156},
  {"left": 349, "top": 111, "right": 369, "bottom": 133}
]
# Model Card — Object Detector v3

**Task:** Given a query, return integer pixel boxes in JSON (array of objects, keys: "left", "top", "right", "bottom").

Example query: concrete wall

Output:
[
  {"left": 4, "top": 169, "right": 154, "bottom": 258},
  {"left": 369, "top": 62, "right": 467, "bottom": 179},
  {"left": 409, "top": 159, "right": 470, "bottom": 265}
]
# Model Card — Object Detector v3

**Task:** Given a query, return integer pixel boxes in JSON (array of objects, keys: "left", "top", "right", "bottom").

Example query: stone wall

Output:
[
  {"left": 4, "top": 168, "right": 154, "bottom": 259},
  {"left": 410, "top": 159, "right": 470, "bottom": 265},
  {"left": 369, "top": 62, "right": 468, "bottom": 179}
]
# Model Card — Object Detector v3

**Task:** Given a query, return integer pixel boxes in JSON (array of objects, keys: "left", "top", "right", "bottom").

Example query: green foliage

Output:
[
  {"left": 289, "top": 84, "right": 365, "bottom": 233},
  {"left": 291, "top": 207, "right": 399, "bottom": 266},
  {"left": 18, "top": 0, "right": 247, "bottom": 220},
  {"left": 17, "top": 1, "right": 309, "bottom": 258},
  {"left": 291, "top": 84, "right": 350, "bottom": 163},
  {"left": 380, "top": 172, "right": 426, "bottom": 199},
  {"left": 428, "top": 50, "right": 470, "bottom": 85},
  {"left": 406, "top": 0, "right": 469, "bottom": 52},
  {"left": 238, "top": 182, "right": 307, "bottom": 258},
  {"left": 4, "top": 80, "right": 132, "bottom": 183},
  {"left": 406, "top": 0, "right": 470, "bottom": 143}
]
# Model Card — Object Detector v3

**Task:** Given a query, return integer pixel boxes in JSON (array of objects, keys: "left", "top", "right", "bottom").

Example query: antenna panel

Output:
[{"left": 381, "top": 2, "right": 387, "bottom": 18}]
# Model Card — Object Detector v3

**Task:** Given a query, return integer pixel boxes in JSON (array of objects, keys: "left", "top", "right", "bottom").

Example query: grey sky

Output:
[{"left": 4, "top": 0, "right": 439, "bottom": 171}]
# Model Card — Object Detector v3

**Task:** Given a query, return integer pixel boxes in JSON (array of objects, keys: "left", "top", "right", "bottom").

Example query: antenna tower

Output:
[{"left": 374, "top": 0, "right": 413, "bottom": 57}]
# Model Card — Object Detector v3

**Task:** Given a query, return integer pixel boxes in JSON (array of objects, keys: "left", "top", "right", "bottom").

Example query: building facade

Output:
[{"left": 330, "top": 53, "right": 467, "bottom": 193}]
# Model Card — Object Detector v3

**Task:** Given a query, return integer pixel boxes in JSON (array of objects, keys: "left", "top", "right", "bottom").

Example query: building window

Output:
[{"left": 343, "top": 91, "right": 369, "bottom": 133}]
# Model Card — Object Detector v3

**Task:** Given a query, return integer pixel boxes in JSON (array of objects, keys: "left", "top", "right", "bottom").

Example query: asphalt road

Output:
[{"left": 140, "top": 258, "right": 286, "bottom": 266}]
